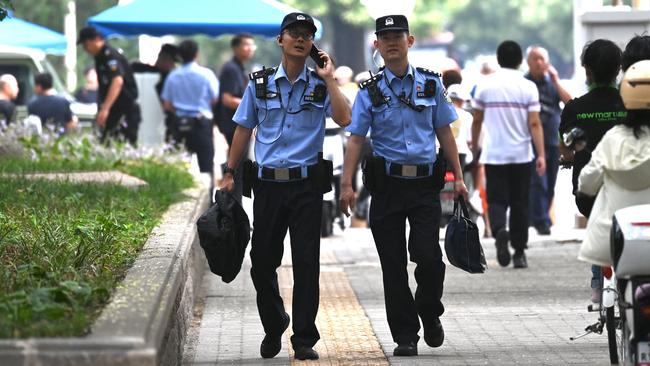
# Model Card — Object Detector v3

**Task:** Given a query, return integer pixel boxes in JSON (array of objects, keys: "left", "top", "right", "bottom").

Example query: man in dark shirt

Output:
[
  {"left": 27, "top": 72, "right": 76, "bottom": 134},
  {"left": 78, "top": 26, "right": 140, "bottom": 145},
  {"left": 0, "top": 74, "right": 18, "bottom": 125},
  {"left": 559, "top": 39, "right": 625, "bottom": 218},
  {"left": 216, "top": 33, "right": 256, "bottom": 203},
  {"left": 525, "top": 46, "right": 572, "bottom": 235},
  {"left": 216, "top": 33, "right": 256, "bottom": 145}
]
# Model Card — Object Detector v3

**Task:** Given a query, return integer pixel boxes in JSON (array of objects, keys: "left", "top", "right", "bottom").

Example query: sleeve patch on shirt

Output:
[
  {"left": 107, "top": 59, "right": 119, "bottom": 72},
  {"left": 443, "top": 89, "right": 452, "bottom": 104}
]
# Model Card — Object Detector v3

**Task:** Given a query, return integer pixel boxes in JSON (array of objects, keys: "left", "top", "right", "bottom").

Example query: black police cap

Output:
[
  {"left": 77, "top": 26, "right": 102, "bottom": 45},
  {"left": 280, "top": 12, "right": 317, "bottom": 35},
  {"left": 375, "top": 15, "right": 409, "bottom": 34}
]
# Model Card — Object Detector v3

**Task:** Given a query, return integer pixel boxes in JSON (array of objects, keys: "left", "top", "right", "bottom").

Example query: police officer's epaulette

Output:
[
  {"left": 358, "top": 71, "right": 383, "bottom": 90},
  {"left": 416, "top": 67, "right": 442, "bottom": 78},
  {"left": 249, "top": 67, "right": 276, "bottom": 81}
]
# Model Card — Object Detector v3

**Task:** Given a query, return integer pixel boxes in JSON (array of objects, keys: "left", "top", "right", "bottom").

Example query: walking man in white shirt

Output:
[{"left": 471, "top": 40, "right": 546, "bottom": 269}]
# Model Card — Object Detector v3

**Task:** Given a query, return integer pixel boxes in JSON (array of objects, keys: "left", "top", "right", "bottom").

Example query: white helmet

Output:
[{"left": 620, "top": 60, "right": 650, "bottom": 110}]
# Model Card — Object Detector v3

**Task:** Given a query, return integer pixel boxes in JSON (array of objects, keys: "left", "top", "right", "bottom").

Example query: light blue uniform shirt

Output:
[
  {"left": 347, "top": 64, "right": 457, "bottom": 167},
  {"left": 233, "top": 64, "right": 332, "bottom": 170},
  {"left": 161, "top": 62, "right": 220, "bottom": 119}
]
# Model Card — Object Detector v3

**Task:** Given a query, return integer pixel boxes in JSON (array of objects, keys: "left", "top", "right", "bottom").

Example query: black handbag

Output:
[
  {"left": 196, "top": 190, "right": 251, "bottom": 283},
  {"left": 444, "top": 196, "right": 487, "bottom": 274}
]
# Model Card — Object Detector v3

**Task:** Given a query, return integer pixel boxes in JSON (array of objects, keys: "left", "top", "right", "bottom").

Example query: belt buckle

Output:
[
  {"left": 274, "top": 168, "right": 290, "bottom": 180},
  {"left": 401, "top": 165, "right": 417, "bottom": 177}
]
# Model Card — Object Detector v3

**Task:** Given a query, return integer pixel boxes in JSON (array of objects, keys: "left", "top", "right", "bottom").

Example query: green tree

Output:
[
  {"left": 280, "top": 0, "right": 467, "bottom": 74},
  {"left": 0, "top": 0, "right": 14, "bottom": 21},
  {"left": 449, "top": 0, "right": 573, "bottom": 76}
]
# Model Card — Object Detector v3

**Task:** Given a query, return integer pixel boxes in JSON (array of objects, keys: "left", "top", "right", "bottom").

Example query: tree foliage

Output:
[
  {"left": 448, "top": 0, "right": 573, "bottom": 75},
  {"left": 0, "top": 0, "right": 13, "bottom": 21},
  {"left": 280, "top": 0, "right": 573, "bottom": 75}
]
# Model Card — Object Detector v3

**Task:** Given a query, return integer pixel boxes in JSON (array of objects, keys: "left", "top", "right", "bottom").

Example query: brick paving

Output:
[
  {"left": 183, "top": 168, "right": 609, "bottom": 366},
  {"left": 183, "top": 224, "right": 611, "bottom": 366}
]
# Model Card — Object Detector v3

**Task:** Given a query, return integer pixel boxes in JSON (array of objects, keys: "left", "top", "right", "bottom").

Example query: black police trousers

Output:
[
  {"left": 179, "top": 117, "right": 214, "bottom": 175},
  {"left": 101, "top": 100, "right": 141, "bottom": 145},
  {"left": 250, "top": 178, "right": 322, "bottom": 348},
  {"left": 369, "top": 177, "right": 445, "bottom": 344},
  {"left": 485, "top": 162, "right": 532, "bottom": 251}
]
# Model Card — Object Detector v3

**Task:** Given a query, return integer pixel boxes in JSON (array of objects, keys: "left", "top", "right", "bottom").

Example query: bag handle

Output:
[{"left": 453, "top": 195, "right": 470, "bottom": 219}]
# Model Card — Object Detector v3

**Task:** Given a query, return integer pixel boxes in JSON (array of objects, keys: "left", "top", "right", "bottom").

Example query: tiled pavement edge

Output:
[{"left": 184, "top": 225, "right": 612, "bottom": 366}]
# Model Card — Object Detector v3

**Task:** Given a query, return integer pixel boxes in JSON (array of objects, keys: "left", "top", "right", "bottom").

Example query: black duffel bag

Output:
[
  {"left": 444, "top": 196, "right": 487, "bottom": 274},
  {"left": 196, "top": 190, "right": 251, "bottom": 283}
]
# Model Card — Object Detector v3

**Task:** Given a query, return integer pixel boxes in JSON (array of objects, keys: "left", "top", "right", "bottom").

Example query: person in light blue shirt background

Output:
[
  {"left": 161, "top": 40, "right": 219, "bottom": 182},
  {"left": 340, "top": 14, "right": 467, "bottom": 358},
  {"left": 220, "top": 12, "right": 350, "bottom": 361}
]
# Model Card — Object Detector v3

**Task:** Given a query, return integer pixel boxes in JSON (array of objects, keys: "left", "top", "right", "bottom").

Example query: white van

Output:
[{"left": 0, "top": 45, "right": 96, "bottom": 124}]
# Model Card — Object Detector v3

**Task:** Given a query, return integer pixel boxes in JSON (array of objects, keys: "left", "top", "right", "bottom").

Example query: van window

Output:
[{"left": 0, "top": 61, "right": 35, "bottom": 105}]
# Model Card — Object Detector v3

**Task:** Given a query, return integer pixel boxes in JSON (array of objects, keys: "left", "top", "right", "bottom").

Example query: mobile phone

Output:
[{"left": 310, "top": 44, "right": 326, "bottom": 68}]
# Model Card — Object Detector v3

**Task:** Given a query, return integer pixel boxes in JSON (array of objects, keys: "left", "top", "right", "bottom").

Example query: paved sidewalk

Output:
[{"left": 183, "top": 223, "right": 610, "bottom": 365}]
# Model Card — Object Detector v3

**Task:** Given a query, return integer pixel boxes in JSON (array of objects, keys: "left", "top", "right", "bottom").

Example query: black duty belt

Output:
[
  {"left": 261, "top": 166, "right": 306, "bottom": 181},
  {"left": 388, "top": 162, "right": 432, "bottom": 177}
]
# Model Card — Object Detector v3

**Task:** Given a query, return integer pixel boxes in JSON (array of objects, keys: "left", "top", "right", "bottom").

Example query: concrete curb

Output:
[{"left": 0, "top": 187, "right": 210, "bottom": 366}]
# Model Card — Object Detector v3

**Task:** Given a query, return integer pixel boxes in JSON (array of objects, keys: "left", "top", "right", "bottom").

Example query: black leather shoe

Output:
[
  {"left": 535, "top": 225, "right": 551, "bottom": 235},
  {"left": 260, "top": 313, "right": 290, "bottom": 358},
  {"left": 513, "top": 250, "right": 528, "bottom": 269},
  {"left": 423, "top": 318, "right": 444, "bottom": 348},
  {"left": 294, "top": 346, "right": 319, "bottom": 360},
  {"left": 495, "top": 229, "right": 511, "bottom": 267},
  {"left": 393, "top": 341, "right": 418, "bottom": 356}
]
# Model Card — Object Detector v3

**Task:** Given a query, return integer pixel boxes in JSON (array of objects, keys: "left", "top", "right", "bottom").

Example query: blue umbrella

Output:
[
  {"left": 88, "top": 0, "right": 323, "bottom": 39},
  {"left": 0, "top": 14, "right": 67, "bottom": 55}
]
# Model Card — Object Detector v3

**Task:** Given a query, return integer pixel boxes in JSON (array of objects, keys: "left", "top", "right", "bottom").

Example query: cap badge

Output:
[
  {"left": 385, "top": 17, "right": 394, "bottom": 26},
  {"left": 297, "top": 15, "right": 306, "bottom": 20}
]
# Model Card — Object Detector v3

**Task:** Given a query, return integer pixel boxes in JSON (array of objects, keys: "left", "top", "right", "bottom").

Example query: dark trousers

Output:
[
  {"left": 250, "top": 179, "right": 322, "bottom": 348},
  {"left": 485, "top": 162, "right": 532, "bottom": 251},
  {"left": 369, "top": 178, "right": 445, "bottom": 344},
  {"left": 101, "top": 101, "right": 141, "bottom": 145},
  {"left": 179, "top": 117, "right": 214, "bottom": 175},
  {"left": 529, "top": 146, "right": 559, "bottom": 228},
  {"left": 164, "top": 112, "right": 181, "bottom": 144}
]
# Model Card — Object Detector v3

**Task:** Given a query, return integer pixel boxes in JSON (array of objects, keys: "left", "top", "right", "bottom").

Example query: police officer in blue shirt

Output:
[
  {"left": 220, "top": 12, "right": 351, "bottom": 361},
  {"left": 161, "top": 40, "right": 219, "bottom": 183},
  {"left": 340, "top": 15, "right": 468, "bottom": 357}
]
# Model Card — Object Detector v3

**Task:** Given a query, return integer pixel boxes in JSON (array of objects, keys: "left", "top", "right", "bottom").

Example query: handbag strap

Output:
[{"left": 453, "top": 195, "right": 471, "bottom": 219}]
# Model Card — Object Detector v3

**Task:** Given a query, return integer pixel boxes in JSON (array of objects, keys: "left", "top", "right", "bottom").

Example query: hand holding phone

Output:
[{"left": 310, "top": 44, "right": 326, "bottom": 69}]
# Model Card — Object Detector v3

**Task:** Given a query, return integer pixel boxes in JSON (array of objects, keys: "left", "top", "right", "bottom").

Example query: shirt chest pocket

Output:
[
  {"left": 370, "top": 102, "right": 402, "bottom": 129},
  {"left": 295, "top": 100, "right": 325, "bottom": 129},
  {"left": 414, "top": 97, "right": 437, "bottom": 128},
  {"left": 255, "top": 98, "right": 282, "bottom": 126}
]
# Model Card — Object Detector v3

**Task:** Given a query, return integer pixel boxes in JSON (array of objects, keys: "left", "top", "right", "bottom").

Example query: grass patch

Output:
[{"left": 0, "top": 128, "right": 195, "bottom": 338}]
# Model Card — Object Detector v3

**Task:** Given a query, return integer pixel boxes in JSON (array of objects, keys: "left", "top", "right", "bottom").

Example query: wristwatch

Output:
[{"left": 222, "top": 164, "right": 236, "bottom": 176}]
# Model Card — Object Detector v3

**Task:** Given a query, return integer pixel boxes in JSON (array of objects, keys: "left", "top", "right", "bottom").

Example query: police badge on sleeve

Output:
[{"left": 107, "top": 59, "right": 119, "bottom": 72}]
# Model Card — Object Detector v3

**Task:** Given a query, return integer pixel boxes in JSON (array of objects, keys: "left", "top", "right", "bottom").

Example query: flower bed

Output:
[{"left": 0, "top": 126, "right": 194, "bottom": 338}]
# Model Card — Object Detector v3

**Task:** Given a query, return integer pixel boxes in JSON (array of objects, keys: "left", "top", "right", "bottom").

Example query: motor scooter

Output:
[
  {"left": 572, "top": 204, "right": 650, "bottom": 365},
  {"left": 609, "top": 204, "right": 650, "bottom": 366}
]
